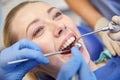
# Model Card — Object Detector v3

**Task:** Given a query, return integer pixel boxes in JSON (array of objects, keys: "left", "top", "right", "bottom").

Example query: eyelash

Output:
[
  {"left": 53, "top": 12, "right": 62, "bottom": 20},
  {"left": 33, "top": 27, "right": 43, "bottom": 37}
]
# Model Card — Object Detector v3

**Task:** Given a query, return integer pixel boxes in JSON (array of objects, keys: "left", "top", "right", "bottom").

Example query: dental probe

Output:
[
  {"left": 76, "top": 22, "right": 120, "bottom": 43},
  {"left": 76, "top": 27, "right": 111, "bottom": 42},
  {"left": 8, "top": 50, "right": 70, "bottom": 64}
]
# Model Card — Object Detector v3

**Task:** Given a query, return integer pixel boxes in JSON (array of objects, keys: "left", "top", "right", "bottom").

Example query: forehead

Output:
[
  {"left": 18, "top": 2, "right": 52, "bottom": 15},
  {"left": 16, "top": 2, "right": 52, "bottom": 19},
  {"left": 14, "top": 2, "right": 53, "bottom": 21},
  {"left": 11, "top": 2, "right": 52, "bottom": 39}
]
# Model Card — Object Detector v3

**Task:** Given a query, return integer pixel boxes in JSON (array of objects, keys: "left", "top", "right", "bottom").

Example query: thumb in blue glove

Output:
[
  {"left": 57, "top": 46, "right": 82, "bottom": 80},
  {"left": 57, "top": 47, "right": 97, "bottom": 80},
  {"left": 0, "top": 39, "right": 49, "bottom": 80},
  {"left": 73, "top": 47, "right": 97, "bottom": 80}
]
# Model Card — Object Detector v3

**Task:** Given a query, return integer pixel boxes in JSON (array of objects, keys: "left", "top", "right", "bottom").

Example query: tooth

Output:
[
  {"left": 65, "top": 42, "right": 69, "bottom": 46},
  {"left": 69, "top": 38, "right": 74, "bottom": 43},
  {"left": 61, "top": 36, "right": 76, "bottom": 50},
  {"left": 63, "top": 44, "right": 66, "bottom": 48},
  {"left": 70, "top": 37, "right": 75, "bottom": 42},
  {"left": 63, "top": 44, "right": 67, "bottom": 48},
  {"left": 61, "top": 47, "right": 64, "bottom": 50},
  {"left": 67, "top": 39, "right": 72, "bottom": 44}
]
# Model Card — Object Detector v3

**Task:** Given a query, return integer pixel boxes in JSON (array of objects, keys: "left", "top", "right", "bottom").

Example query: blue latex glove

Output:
[
  {"left": 94, "top": 56, "right": 120, "bottom": 80},
  {"left": 0, "top": 39, "right": 49, "bottom": 80},
  {"left": 57, "top": 47, "right": 97, "bottom": 80}
]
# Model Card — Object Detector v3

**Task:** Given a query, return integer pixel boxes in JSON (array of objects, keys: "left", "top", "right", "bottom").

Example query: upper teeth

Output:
[{"left": 61, "top": 36, "right": 75, "bottom": 50}]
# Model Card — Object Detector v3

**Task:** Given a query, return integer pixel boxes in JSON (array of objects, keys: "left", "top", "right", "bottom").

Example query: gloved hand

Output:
[
  {"left": 57, "top": 47, "right": 96, "bottom": 80},
  {"left": 95, "top": 17, "right": 120, "bottom": 56},
  {"left": 109, "top": 16, "right": 120, "bottom": 41},
  {"left": 0, "top": 39, "right": 49, "bottom": 80}
]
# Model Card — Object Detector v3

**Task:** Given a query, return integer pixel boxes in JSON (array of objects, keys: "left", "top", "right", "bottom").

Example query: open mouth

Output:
[{"left": 60, "top": 36, "right": 76, "bottom": 54}]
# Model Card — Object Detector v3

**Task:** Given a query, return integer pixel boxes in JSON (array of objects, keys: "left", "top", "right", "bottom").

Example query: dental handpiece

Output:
[{"left": 8, "top": 50, "right": 70, "bottom": 64}]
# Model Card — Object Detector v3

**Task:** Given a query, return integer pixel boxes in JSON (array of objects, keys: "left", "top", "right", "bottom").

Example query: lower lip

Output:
[
  {"left": 61, "top": 53, "right": 71, "bottom": 58},
  {"left": 60, "top": 51, "right": 71, "bottom": 56}
]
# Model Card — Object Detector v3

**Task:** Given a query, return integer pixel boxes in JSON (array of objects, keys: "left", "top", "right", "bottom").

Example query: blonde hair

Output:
[
  {"left": 3, "top": 1, "right": 40, "bottom": 47},
  {"left": 3, "top": 1, "right": 43, "bottom": 80}
]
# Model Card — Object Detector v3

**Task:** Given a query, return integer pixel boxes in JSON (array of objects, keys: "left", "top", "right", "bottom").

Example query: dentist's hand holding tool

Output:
[
  {"left": 0, "top": 39, "right": 49, "bottom": 80},
  {"left": 109, "top": 16, "right": 120, "bottom": 41},
  {"left": 95, "top": 17, "right": 120, "bottom": 56}
]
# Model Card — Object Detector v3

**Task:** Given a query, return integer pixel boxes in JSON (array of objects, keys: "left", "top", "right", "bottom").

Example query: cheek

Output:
[
  {"left": 63, "top": 16, "right": 77, "bottom": 28},
  {"left": 82, "top": 48, "right": 90, "bottom": 64},
  {"left": 47, "top": 55, "right": 65, "bottom": 69},
  {"left": 32, "top": 38, "right": 55, "bottom": 53},
  {"left": 81, "top": 41, "right": 90, "bottom": 64},
  {"left": 77, "top": 38, "right": 90, "bottom": 64},
  {"left": 64, "top": 19, "right": 80, "bottom": 33}
]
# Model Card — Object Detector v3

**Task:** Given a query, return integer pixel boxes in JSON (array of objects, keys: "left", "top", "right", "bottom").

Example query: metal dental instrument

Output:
[
  {"left": 8, "top": 50, "right": 70, "bottom": 64},
  {"left": 76, "top": 27, "right": 111, "bottom": 42},
  {"left": 76, "top": 21, "right": 120, "bottom": 43}
]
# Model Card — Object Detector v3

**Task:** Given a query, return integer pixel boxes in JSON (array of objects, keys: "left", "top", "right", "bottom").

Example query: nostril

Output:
[
  {"left": 54, "top": 24, "right": 66, "bottom": 37},
  {"left": 65, "top": 26, "right": 67, "bottom": 29},
  {"left": 58, "top": 29, "right": 63, "bottom": 35}
]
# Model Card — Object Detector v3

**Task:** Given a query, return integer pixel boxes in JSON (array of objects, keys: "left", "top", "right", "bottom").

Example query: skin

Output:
[{"left": 10, "top": 2, "right": 97, "bottom": 78}]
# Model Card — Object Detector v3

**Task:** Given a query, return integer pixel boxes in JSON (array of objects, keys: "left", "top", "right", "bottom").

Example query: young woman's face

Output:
[{"left": 11, "top": 2, "right": 90, "bottom": 77}]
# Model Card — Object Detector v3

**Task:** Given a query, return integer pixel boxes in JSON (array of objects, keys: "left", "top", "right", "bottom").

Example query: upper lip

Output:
[{"left": 59, "top": 33, "right": 77, "bottom": 51}]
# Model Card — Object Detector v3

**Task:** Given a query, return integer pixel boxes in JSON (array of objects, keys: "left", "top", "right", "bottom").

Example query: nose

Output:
[
  {"left": 44, "top": 20, "right": 67, "bottom": 37},
  {"left": 54, "top": 24, "right": 67, "bottom": 37}
]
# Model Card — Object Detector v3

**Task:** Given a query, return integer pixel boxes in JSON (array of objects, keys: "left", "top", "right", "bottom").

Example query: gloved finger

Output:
[
  {"left": 112, "top": 16, "right": 120, "bottom": 25},
  {"left": 111, "top": 41, "right": 120, "bottom": 56},
  {"left": 17, "top": 49, "right": 49, "bottom": 64},
  {"left": 75, "top": 50, "right": 97, "bottom": 80},
  {"left": 106, "top": 39, "right": 120, "bottom": 56},
  {"left": 14, "top": 61, "right": 39, "bottom": 78},
  {"left": 11, "top": 39, "right": 41, "bottom": 51},
  {"left": 4, "top": 61, "right": 39, "bottom": 80},
  {"left": 79, "top": 60, "right": 97, "bottom": 80},
  {"left": 109, "top": 32, "right": 120, "bottom": 41},
  {"left": 57, "top": 47, "right": 81, "bottom": 80},
  {"left": 99, "top": 32, "right": 116, "bottom": 55},
  {"left": 102, "top": 37, "right": 116, "bottom": 56}
]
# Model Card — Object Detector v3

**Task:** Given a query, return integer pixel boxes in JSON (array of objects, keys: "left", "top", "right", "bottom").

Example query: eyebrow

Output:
[
  {"left": 26, "top": 7, "right": 55, "bottom": 34},
  {"left": 47, "top": 7, "right": 55, "bottom": 13}
]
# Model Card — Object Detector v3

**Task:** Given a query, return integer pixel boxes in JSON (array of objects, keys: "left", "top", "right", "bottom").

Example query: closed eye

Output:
[
  {"left": 53, "top": 12, "right": 62, "bottom": 20},
  {"left": 33, "top": 27, "right": 44, "bottom": 37}
]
